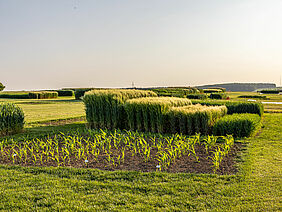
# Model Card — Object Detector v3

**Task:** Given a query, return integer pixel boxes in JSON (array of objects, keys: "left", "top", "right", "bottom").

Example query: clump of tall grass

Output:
[
  {"left": 212, "top": 113, "right": 261, "bottom": 137},
  {"left": 124, "top": 97, "right": 192, "bottom": 133},
  {"left": 0, "top": 103, "right": 25, "bottom": 136},
  {"left": 83, "top": 89, "right": 157, "bottom": 129},
  {"left": 165, "top": 105, "right": 227, "bottom": 135},
  {"left": 191, "top": 100, "right": 264, "bottom": 116}
]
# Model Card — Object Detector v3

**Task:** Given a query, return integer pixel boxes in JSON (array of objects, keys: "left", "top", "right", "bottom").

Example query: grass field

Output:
[{"left": 0, "top": 91, "right": 281, "bottom": 211}]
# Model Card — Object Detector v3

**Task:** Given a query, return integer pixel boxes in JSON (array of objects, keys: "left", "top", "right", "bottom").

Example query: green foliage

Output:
[
  {"left": 209, "top": 93, "right": 227, "bottom": 99},
  {"left": 191, "top": 100, "right": 264, "bottom": 116},
  {"left": 56, "top": 90, "right": 74, "bottom": 97},
  {"left": 186, "top": 94, "right": 207, "bottom": 99},
  {"left": 28, "top": 91, "right": 58, "bottom": 99},
  {"left": 124, "top": 97, "right": 192, "bottom": 133},
  {"left": 0, "top": 103, "right": 25, "bottom": 136},
  {"left": 213, "top": 113, "right": 261, "bottom": 137},
  {"left": 83, "top": 89, "right": 157, "bottom": 129},
  {"left": 0, "top": 82, "right": 5, "bottom": 91},
  {"left": 75, "top": 88, "right": 93, "bottom": 100},
  {"left": 165, "top": 105, "right": 227, "bottom": 135},
  {"left": 238, "top": 95, "right": 267, "bottom": 99}
]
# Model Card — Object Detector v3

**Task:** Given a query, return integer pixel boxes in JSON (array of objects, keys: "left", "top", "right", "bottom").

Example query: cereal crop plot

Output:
[{"left": 0, "top": 129, "right": 240, "bottom": 174}]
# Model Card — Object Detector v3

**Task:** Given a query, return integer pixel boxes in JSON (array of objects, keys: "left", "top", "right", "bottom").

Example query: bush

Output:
[
  {"left": 57, "top": 90, "right": 74, "bottom": 97},
  {"left": 191, "top": 100, "right": 264, "bottom": 116},
  {"left": 186, "top": 94, "right": 207, "bottom": 99},
  {"left": 213, "top": 113, "right": 261, "bottom": 137},
  {"left": 209, "top": 93, "right": 227, "bottom": 99},
  {"left": 0, "top": 103, "right": 25, "bottom": 136},
  {"left": 124, "top": 97, "right": 192, "bottom": 133},
  {"left": 165, "top": 105, "right": 227, "bottom": 135},
  {"left": 28, "top": 91, "right": 58, "bottom": 99},
  {"left": 83, "top": 89, "right": 157, "bottom": 129},
  {"left": 238, "top": 95, "right": 267, "bottom": 99}
]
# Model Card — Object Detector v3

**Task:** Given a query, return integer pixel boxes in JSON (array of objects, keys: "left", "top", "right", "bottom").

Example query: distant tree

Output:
[{"left": 0, "top": 82, "right": 5, "bottom": 91}]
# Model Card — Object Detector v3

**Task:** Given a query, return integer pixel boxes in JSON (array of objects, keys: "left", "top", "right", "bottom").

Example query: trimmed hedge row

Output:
[
  {"left": 57, "top": 90, "right": 74, "bottom": 97},
  {"left": 83, "top": 89, "right": 157, "bottom": 129},
  {"left": 0, "top": 93, "right": 29, "bottom": 99},
  {"left": 209, "top": 93, "right": 227, "bottom": 99},
  {"left": 186, "top": 94, "right": 207, "bottom": 99},
  {"left": 28, "top": 92, "right": 58, "bottom": 99},
  {"left": 203, "top": 89, "right": 223, "bottom": 93},
  {"left": 75, "top": 89, "right": 93, "bottom": 100},
  {"left": 259, "top": 90, "right": 280, "bottom": 94},
  {"left": 0, "top": 103, "right": 25, "bottom": 136},
  {"left": 191, "top": 100, "right": 264, "bottom": 116},
  {"left": 124, "top": 97, "right": 192, "bottom": 133},
  {"left": 238, "top": 95, "right": 267, "bottom": 99},
  {"left": 213, "top": 113, "right": 261, "bottom": 137}
]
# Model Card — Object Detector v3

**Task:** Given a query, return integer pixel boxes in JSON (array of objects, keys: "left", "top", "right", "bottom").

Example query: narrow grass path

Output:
[
  {"left": 0, "top": 114, "right": 281, "bottom": 211},
  {"left": 239, "top": 113, "right": 282, "bottom": 210}
]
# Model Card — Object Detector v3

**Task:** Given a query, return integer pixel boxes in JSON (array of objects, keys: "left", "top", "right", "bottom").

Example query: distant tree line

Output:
[{"left": 196, "top": 83, "right": 276, "bottom": 92}]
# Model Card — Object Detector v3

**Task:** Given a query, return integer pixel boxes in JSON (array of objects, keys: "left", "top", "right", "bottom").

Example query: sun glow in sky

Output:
[{"left": 0, "top": 0, "right": 282, "bottom": 90}]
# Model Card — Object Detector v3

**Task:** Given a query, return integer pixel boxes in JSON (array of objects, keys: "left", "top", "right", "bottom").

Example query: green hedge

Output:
[
  {"left": 124, "top": 97, "right": 192, "bottom": 133},
  {"left": 259, "top": 90, "right": 279, "bottom": 94},
  {"left": 83, "top": 89, "right": 157, "bottom": 129},
  {"left": 238, "top": 95, "right": 267, "bottom": 99},
  {"left": 186, "top": 94, "right": 207, "bottom": 99},
  {"left": 203, "top": 89, "right": 223, "bottom": 93},
  {"left": 165, "top": 105, "right": 227, "bottom": 135},
  {"left": 75, "top": 89, "right": 93, "bottom": 100},
  {"left": 213, "top": 113, "right": 261, "bottom": 137},
  {"left": 28, "top": 91, "right": 58, "bottom": 99},
  {"left": 57, "top": 90, "right": 74, "bottom": 97},
  {"left": 209, "top": 93, "right": 227, "bottom": 99},
  {"left": 0, "top": 93, "right": 29, "bottom": 99},
  {"left": 191, "top": 100, "right": 264, "bottom": 116},
  {"left": 0, "top": 103, "right": 25, "bottom": 136}
]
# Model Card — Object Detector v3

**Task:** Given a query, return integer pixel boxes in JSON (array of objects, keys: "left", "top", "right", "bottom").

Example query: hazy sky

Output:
[{"left": 1, "top": 0, "right": 282, "bottom": 90}]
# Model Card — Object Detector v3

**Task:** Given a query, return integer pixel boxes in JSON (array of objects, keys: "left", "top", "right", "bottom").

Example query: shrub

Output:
[
  {"left": 0, "top": 103, "right": 25, "bottom": 136},
  {"left": 213, "top": 113, "right": 261, "bottom": 137},
  {"left": 57, "top": 90, "right": 74, "bottom": 97},
  {"left": 83, "top": 89, "right": 157, "bottom": 129},
  {"left": 209, "top": 93, "right": 227, "bottom": 99},
  {"left": 191, "top": 100, "right": 264, "bottom": 116},
  {"left": 28, "top": 91, "right": 58, "bottom": 99},
  {"left": 124, "top": 97, "right": 192, "bottom": 133},
  {"left": 165, "top": 105, "right": 227, "bottom": 135},
  {"left": 238, "top": 95, "right": 267, "bottom": 99},
  {"left": 186, "top": 94, "right": 207, "bottom": 99}
]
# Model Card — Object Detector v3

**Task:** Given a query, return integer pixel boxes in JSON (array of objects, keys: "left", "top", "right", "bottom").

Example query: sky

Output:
[{"left": 0, "top": 0, "right": 282, "bottom": 90}]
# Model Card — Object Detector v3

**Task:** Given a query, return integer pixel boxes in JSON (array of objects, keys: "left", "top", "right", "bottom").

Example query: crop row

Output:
[{"left": 0, "top": 129, "right": 234, "bottom": 173}]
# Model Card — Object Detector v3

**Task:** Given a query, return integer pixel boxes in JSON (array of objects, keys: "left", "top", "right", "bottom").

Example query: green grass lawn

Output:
[{"left": 0, "top": 113, "right": 281, "bottom": 211}]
